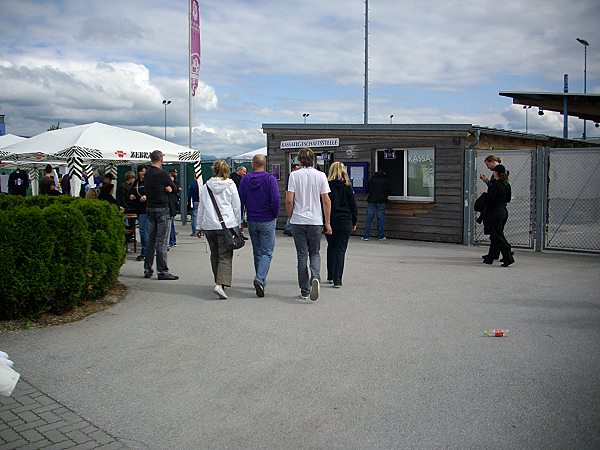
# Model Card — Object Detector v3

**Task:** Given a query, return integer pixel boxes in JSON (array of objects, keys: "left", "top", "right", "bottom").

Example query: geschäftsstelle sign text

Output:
[{"left": 280, "top": 138, "right": 339, "bottom": 149}]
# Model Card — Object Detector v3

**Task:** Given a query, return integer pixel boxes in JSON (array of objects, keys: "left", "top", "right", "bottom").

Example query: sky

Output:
[{"left": 1, "top": 0, "right": 599, "bottom": 158}]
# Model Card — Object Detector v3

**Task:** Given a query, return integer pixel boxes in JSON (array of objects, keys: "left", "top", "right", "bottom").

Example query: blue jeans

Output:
[
  {"left": 248, "top": 219, "right": 276, "bottom": 286},
  {"left": 137, "top": 213, "right": 148, "bottom": 257},
  {"left": 190, "top": 201, "right": 199, "bottom": 234},
  {"left": 169, "top": 217, "right": 176, "bottom": 246},
  {"left": 363, "top": 202, "right": 385, "bottom": 239},
  {"left": 292, "top": 224, "right": 323, "bottom": 296},
  {"left": 144, "top": 207, "right": 171, "bottom": 276}
]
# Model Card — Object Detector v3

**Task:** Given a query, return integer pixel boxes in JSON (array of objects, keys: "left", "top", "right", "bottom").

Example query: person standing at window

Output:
[
  {"left": 325, "top": 162, "right": 357, "bottom": 288},
  {"left": 285, "top": 147, "right": 332, "bottom": 301},
  {"left": 361, "top": 170, "right": 391, "bottom": 241}
]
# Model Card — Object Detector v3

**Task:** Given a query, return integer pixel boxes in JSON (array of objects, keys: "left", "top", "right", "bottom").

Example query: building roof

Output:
[
  {"left": 499, "top": 91, "right": 600, "bottom": 123},
  {"left": 262, "top": 123, "right": 553, "bottom": 140}
]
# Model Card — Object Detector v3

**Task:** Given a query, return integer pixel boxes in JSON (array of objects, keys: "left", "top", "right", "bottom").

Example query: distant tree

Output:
[{"left": 47, "top": 123, "right": 61, "bottom": 131}]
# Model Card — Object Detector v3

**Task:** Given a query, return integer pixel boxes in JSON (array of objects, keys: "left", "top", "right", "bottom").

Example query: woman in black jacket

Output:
[
  {"left": 482, "top": 164, "right": 514, "bottom": 267},
  {"left": 325, "top": 162, "right": 358, "bottom": 287}
]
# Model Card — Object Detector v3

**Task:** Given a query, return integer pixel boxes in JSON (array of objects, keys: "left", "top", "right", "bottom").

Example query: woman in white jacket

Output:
[{"left": 195, "top": 160, "right": 242, "bottom": 299}]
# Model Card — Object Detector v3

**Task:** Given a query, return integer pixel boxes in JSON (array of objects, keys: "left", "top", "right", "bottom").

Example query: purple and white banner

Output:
[{"left": 190, "top": 0, "right": 201, "bottom": 96}]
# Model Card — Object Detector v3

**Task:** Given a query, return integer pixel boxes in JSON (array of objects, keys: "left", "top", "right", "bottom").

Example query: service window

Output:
[
  {"left": 289, "top": 152, "right": 331, "bottom": 174},
  {"left": 376, "top": 147, "right": 434, "bottom": 201}
]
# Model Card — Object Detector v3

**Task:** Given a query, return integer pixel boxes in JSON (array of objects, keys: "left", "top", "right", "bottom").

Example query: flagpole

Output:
[{"left": 188, "top": 0, "right": 192, "bottom": 150}]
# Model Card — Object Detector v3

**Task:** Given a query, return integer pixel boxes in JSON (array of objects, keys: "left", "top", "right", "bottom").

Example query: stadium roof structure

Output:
[{"left": 499, "top": 91, "right": 600, "bottom": 124}]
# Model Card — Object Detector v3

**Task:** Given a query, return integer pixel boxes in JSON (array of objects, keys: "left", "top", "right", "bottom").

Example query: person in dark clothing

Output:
[
  {"left": 361, "top": 170, "right": 391, "bottom": 241},
  {"left": 325, "top": 162, "right": 357, "bottom": 288},
  {"left": 143, "top": 151, "right": 178, "bottom": 280},
  {"left": 188, "top": 178, "right": 200, "bottom": 235},
  {"left": 60, "top": 172, "right": 71, "bottom": 196},
  {"left": 482, "top": 164, "right": 514, "bottom": 267},
  {"left": 40, "top": 164, "right": 54, "bottom": 195},
  {"left": 118, "top": 171, "right": 136, "bottom": 211},
  {"left": 129, "top": 166, "right": 148, "bottom": 261},
  {"left": 98, "top": 182, "right": 120, "bottom": 209},
  {"left": 230, "top": 165, "right": 247, "bottom": 189},
  {"left": 167, "top": 169, "right": 181, "bottom": 249}
]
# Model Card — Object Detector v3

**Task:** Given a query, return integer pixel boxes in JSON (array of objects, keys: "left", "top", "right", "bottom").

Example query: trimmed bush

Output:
[{"left": 0, "top": 195, "right": 125, "bottom": 320}]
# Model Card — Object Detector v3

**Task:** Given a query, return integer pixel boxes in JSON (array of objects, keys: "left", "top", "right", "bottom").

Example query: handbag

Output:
[{"left": 206, "top": 186, "right": 245, "bottom": 250}]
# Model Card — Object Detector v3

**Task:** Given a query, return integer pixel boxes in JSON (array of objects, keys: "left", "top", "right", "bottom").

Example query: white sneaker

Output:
[
  {"left": 299, "top": 294, "right": 309, "bottom": 300},
  {"left": 310, "top": 279, "right": 320, "bottom": 301},
  {"left": 378, "top": 237, "right": 387, "bottom": 241},
  {"left": 361, "top": 237, "right": 369, "bottom": 241},
  {"left": 213, "top": 285, "right": 228, "bottom": 299}
]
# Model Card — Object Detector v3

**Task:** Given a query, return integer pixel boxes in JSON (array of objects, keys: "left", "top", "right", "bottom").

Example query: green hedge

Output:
[{"left": 0, "top": 195, "right": 125, "bottom": 320}]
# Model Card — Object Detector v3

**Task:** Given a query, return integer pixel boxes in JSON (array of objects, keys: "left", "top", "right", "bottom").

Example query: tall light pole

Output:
[
  {"left": 162, "top": 99, "right": 171, "bottom": 141},
  {"left": 523, "top": 105, "right": 532, "bottom": 133},
  {"left": 576, "top": 37, "right": 589, "bottom": 139},
  {"left": 302, "top": 113, "right": 309, "bottom": 124},
  {"left": 363, "top": 0, "right": 369, "bottom": 125},
  {"left": 389, "top": 114, "right": 394, "bottom": 124}
]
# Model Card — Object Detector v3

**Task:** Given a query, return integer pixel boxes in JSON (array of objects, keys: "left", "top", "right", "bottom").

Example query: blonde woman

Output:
[
  {"left": 325, "top": 162, "right": 357, "bottom": 288},
  {"left": 195, "top": 160, "right": 242, "bottom": 299}
]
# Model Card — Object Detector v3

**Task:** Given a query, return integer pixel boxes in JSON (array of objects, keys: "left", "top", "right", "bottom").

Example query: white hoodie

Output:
[{"left": 195, "top": 177, "right": 242, "bottom": 231}]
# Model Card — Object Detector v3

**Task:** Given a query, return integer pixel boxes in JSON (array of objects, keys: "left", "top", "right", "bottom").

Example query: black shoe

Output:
[
  {"left": 482, "top": 254, "right": 499, "bottom": 260},
  {"left": 501, "top": 257, "right": 515, "bottom": 267},
  {"left": 482, "top": 258, "right": 494, "bottom": 265},
  {"left": 144, "top": 271, "right": 153, "bottom": 279},
  {"left": 136, "top": 255, "right": 145, "bottom": 261},
  {"left": 500, "top": 251, "right": 515, "bottom": 263},
  {"left": 254, "top": 280, "right": 265, "bottom": 297},
  {"left": 158, "top": 273, "right": 179, "bottom": 280}
]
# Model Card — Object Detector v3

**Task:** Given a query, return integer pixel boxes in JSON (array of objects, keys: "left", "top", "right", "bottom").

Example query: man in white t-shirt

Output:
[{"left": 285, "top": 147, "right": 332, "bottom": 301}]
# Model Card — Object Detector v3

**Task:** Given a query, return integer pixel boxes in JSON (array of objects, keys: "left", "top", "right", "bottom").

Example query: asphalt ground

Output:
[{"left": 1, "top": 223, "right": 600, "bottom": 449}]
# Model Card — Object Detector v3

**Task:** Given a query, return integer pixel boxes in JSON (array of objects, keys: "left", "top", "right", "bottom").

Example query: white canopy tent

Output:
[
  {"left": 0, "top": 134, "right": 27, "bottom": 153},
  {"left": 231, "top": 147, "right": 267, "bottom": 161},
  {"left": 0, "top": 122, "right": 201, "bottom": 195}
]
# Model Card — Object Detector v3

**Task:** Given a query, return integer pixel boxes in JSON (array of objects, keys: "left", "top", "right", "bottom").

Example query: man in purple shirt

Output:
[{"left": 238, "top": 154, "right": 280, "bottom": 297}]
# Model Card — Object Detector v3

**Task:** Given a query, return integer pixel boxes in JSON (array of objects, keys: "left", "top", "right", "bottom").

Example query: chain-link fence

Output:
[
  {"left": 545, "top": 148, "right": 600, "bottom": 252},
  {"left": 470, "top": 147, "right": 600, "bottom": 253},
  {"left": 474, "top": 150, "right": 534, "bottom": 248}
]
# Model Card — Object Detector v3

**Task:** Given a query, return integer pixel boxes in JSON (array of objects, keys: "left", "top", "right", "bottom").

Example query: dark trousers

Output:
[
  {"left": 486, "top": 208, "right": 511, "bottom": 260},
  {"left": 325, "top": 219, "right": 352, "bottom": 285}
]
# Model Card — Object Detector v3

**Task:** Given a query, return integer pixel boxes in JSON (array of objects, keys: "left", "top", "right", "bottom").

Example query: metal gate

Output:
[
  {"left": 467, "top": 147, "right": 600, "bottom": 253},
  {"left": 473, "top": 150, "right": 535, "bottom": 249},
  {"left": 545, "top": 148, "right": 600, "bottom": 252}
]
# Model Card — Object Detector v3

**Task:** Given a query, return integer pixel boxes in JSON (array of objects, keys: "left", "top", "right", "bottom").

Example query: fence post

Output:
[
  {"left": 463, "top": 135, "right": 478, "bottom": 246},
  {"left": 534, "top": 146, "right": 547, "bottom": 252}
]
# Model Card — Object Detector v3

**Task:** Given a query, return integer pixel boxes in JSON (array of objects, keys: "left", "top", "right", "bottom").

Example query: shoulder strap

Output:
[{"left": 206, "top": 186, "right": 228, "bottom": 231}]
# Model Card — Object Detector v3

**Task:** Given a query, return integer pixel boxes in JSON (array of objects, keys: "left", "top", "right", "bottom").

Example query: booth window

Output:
[{"left": 376, "top": 147, "right": 434, "bottom": 201}]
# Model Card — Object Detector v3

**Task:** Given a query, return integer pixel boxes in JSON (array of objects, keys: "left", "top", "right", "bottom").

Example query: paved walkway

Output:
[
  {"left": 1, "top": 223, "right": 600, "bottom": 449},
  {"left": 0, "top": 379, "right": 125, "bottom": 449}
]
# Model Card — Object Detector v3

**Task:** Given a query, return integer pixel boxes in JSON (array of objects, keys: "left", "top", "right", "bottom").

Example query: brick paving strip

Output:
[{"left": 0, "top": 378, "right": 128, "bottom": 450}]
